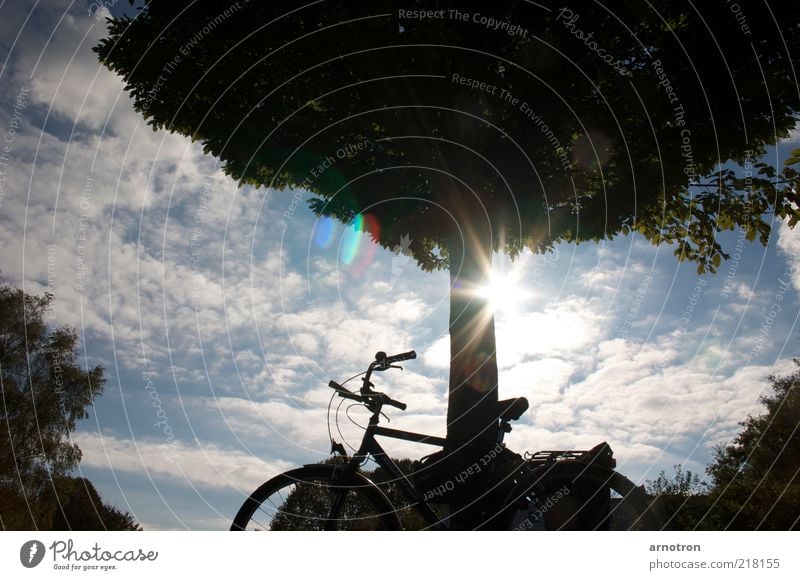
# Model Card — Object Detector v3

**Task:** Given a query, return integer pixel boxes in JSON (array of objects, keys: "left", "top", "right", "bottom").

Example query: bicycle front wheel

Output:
[
  {"left": 505, "top": 463, "right": 661, "bottom": 531},
  {"left": 230, "top": 464, "right": 401, "bottom": 530}
]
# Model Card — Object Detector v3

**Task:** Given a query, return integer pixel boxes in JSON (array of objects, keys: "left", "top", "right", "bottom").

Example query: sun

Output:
[{"left": 475, "top": 268, "right": 527, "bottom": 313}]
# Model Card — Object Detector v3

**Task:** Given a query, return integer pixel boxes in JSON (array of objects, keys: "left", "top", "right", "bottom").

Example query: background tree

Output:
[
  {"left": 96, "top": 0, "right": 800, "bottom": 483},
  {"left": 703, "top": 361, "right": 800, "bottom": 530},
  {"left": 646, "top": 363, "right": 800, "bottom": 531},
  {"left": 646, "top": 464, "right": 710, "bottom": 530},
  {"left": 46, "top": 476, "right": 141, "bottom": 531},
  {"left": 0, "top": 284, "right": 138, "bottom": 530}
]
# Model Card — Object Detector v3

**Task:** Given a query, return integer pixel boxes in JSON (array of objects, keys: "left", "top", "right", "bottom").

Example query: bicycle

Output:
[{"left": 230, "top": 350, "right": 660, "bottom": 530}]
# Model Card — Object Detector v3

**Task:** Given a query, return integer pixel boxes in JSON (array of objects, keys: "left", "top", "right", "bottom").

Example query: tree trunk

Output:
[
  {"left": 446, "top": 227, "right": 499, "bottom": 448},
  {"left": 445, "top": 225, "right": 501, "bottom": 530}
]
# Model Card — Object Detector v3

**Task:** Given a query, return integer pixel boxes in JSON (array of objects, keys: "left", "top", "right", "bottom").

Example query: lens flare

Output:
[
  {"left": 312, "top": 217, "right": 337, "bottom": 249},
  {"left": 341, "top": 214, "right": 380, "bottom": 275}
]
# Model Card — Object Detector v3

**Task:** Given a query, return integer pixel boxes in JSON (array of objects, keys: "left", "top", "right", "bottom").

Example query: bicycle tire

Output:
[
  {"left": 230, "top": 464, "right": 402, "bottom": 530},
  {"left": 502, "top": 462, "right": 661, "bottom": 530}
]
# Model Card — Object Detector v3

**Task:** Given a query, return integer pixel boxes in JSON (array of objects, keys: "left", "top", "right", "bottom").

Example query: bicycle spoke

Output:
[{"left": 249, "top": 515, "right": 270, "bottom": 531}]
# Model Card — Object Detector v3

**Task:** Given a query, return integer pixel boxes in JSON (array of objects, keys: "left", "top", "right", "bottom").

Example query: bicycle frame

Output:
[{"left": 334, "top": 407, "right": 449, "bottom": 530}]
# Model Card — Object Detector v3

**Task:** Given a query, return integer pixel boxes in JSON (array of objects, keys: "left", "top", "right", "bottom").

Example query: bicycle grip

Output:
[
  {"left": 329, "top": 380, "right": 349, "bottom": 393},
  {"left": 386, "top": 350, "right": 416, "bottom": 364},
  {"left": 387, "top": 398, "right": 407, "bottom": 411}
]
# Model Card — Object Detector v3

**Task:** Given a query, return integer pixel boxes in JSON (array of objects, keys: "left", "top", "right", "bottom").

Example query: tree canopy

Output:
[
  {"left": 0, "top": 284, "right": 137, "bottom": 530},
  {"left": 97, "top": 0, "right": 800, "bottom": 271},
  {"left": 95, "top": 1, "right": 800, "bottom": 461}
]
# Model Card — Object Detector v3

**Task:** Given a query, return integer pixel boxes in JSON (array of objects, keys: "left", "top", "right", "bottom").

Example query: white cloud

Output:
[
  {"left": 777, "top": 219, "right": 800, "bottom": 291},
  {"left": 423, "top": 335, "right": 450, "bottom": 369},
  {"left": 501, "top": 358, "right": 575, "bottom": 404},
  {"left": 496, "top": 300, "right": 603, "bottom": 368},
  {"left": 73, "top": 431, "right": 294, "bottom": 492}
]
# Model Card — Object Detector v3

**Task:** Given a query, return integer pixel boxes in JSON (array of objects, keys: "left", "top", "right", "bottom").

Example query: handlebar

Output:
[
  {"left": 329, "top": 380, "right": 408, "bottom": 411},
  {"left": 383, "top": 396, "right": 407, "bottom": 411},
  {"left": 373, "top": 350, "right": 417, "bottom": 370},
  {"left": 385, "top": 350, "right": 417, "bottom": 364},
  {"left": 328, "top": 349, "right": 416, "bottom": 412}
]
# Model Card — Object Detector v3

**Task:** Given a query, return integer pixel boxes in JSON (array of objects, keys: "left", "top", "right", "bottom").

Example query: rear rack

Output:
[{"left": 523, "top": 442, "right": 616, "bottom": 469}]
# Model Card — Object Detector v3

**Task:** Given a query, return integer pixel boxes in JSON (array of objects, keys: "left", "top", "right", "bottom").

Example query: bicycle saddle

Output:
[{"left": 496, "top": 397, "right": 529, "bottom": 422}]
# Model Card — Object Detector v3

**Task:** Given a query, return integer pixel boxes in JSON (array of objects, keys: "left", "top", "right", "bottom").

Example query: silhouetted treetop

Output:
[{"left": 97, "top": 0, "right": 800, "bottom": 272}]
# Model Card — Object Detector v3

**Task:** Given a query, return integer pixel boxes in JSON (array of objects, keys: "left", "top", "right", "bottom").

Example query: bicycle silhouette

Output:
[{"left": 231, "top": 350, "right": 659, "bottom": 530}]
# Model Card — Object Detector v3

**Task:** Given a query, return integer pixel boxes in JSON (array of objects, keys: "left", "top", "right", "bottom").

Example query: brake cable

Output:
[{"left": 326, "top": 370, "right": 368, "bottom": 450}]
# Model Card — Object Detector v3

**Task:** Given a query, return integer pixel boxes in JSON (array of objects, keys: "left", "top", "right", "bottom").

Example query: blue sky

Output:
[{"left": 1, "top": 1, "right": 799, "bottom": 529}]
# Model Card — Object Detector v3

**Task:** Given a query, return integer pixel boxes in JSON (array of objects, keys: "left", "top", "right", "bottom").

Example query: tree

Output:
[
  {"left": 0, "top": 284, "right": 138, "bottom": 530},
  {"left": 46, "top": 476, "right": 141, "bottom": 531},
  {"left": 647, "top": 363, "right": 800, "bottom": 531},
  {"left": 95, "top": 0, "right": 800, "bottom": 481},
  {"left": 704, "top": 361, "right": 800, "bottom": 530},
  {"left": 648, "top": 465, "right": 706, "bottom": 497},
  {"left": 646, "top": 464, "right": 710, "bottom": 530}
]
